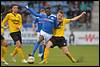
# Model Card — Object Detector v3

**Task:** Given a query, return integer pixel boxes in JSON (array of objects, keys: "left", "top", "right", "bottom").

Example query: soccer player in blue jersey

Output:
[
  {"left": 30, "top": 7, "right": 45, "bottom": 61},
  {"left": 24, "top": 6, "right": 57, "bottom": 45},
  {"left": 23, "top": 4, "right": 57, "bottom": 63}
]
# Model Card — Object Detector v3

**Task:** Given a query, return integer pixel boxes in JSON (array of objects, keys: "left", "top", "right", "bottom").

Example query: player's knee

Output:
[
  {"left": 16, "top": 41, "right": 21, "bottom": 47},
  {"left": 41, "top": 41, "right": 45, "bottom": 45},
  {"left": 2, "top": 40, "right": 8, "bottom": 47},
  {"left": 46, "top": 41, "right": 53, "bottom": 48},
  {"left": 62, "top": 46, "right": 69, "bottom": 54},
  {"left": 38, "top": 36, "right": 44, "bottom": 43},
  {"left": 40, "top": 35, "right": 44, "bottom": 40}
]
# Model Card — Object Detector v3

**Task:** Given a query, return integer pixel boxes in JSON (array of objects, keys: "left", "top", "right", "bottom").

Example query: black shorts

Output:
[
  {"left": 50, "top": 36, "right": 67, "bottom": 48},
  {"left": 10, "top": 31, "right": 22, "bottom": 45},
  {"left": 1, "top": 35, "right": 4, "bottom": 41}
]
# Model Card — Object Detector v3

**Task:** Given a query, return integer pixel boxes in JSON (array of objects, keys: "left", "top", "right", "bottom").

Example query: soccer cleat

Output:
[
  {"left": 10, "top": 53, "right": 16, "bottom": 62},
  {"left": 22, "top": 59, "right": 28, "bottom": 63},
  {"left": 75, "top": 56, "right": 84, "bottom": 63},
  {"left": 2, "top": 60, "right": 8, "bottom": 65},
  {"left": 39, "top": 60, "right": 48, "bottom": 64},
  {"left": 3, "top": 61, "right": 8, "bottom": 65}
]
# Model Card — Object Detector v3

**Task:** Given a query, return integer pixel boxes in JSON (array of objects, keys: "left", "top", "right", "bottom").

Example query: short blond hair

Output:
[{"left": 57, "top": 10, "right": 64, "bottom": 15}]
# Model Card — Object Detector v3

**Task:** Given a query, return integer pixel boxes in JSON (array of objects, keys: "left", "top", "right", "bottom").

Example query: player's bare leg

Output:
[
  {"left": 30, "top": 35, "right": 44, "bottom": 63},
  {"left": 1, "top": 40, "right": 8, "bottom": 65},
  {"left": 38, "top": 35, "right": 44, "bottom": 43},
  {"left": 40, "top": 41, "right": 53, "bottom": 64},
  {"left": 11, "top": 41, "right": 27, "bottom": 63},
  {"left": 60, "top": 46, "right": 83, "bottom": 63}
]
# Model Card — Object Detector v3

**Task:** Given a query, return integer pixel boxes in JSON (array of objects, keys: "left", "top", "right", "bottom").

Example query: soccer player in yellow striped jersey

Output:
[
  {"left": 1, "top": 25, "right": 9, "bottom": 65},
  {"left": 1, "top": 4, "right": 27, "bottom": 63},
  {"left": 41, "top": 10, "right": 86, "bottom": 63}
]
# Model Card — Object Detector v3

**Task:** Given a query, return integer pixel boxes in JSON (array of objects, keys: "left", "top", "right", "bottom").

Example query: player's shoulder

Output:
[
  {"left": 16, "top": 13, "right": 22, "bottom": 18},
  {"left": 49, "top": 14, "right": 56, "bottom": 17},
  {"left": 63, "top": 18, "right": 71, "bottom": 23},
  {"left": 17, "top": 13, "right": 22, "bottom": 16},
  {"left": 63, "top": 18, "right": 71, "bottom": 21},
  {"left": 5, "top": 13, "right": 12, "bottom": 17},
  {"left": 6, "top": 13, "right": 12, "bottom": 16},
  {"left": 49, "top": 14, "right": 56, "bottom": 20}
]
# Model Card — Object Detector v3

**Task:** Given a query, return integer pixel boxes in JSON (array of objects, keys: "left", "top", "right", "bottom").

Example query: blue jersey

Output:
[
  {"left": 32, "top": 17, "right": 42, "bottom": 32},
  {"left": 26, "top": 7, "right": 57, "bottom": 34},
  {"left": 42, "top": 14, "right": 57, "bottom": 34}
]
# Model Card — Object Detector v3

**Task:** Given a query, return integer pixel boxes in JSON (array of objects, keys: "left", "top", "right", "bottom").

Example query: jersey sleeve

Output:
[
  {"left": 26, "top": 7, "right": 43, "bottom": 17},
  {"left": 64, "top": 18, "right": 71, "bottom": 24},
  {"left": 49, "top": 15, "right": 57, "bottom": 28},
  {"left": 1, "top": 14, "right": 9, "bottom": 28},
  {"left": 1, "top": 28, "right": 4, "bottom": 34}
]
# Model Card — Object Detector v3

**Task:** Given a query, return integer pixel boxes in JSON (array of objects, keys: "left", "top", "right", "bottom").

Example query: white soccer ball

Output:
[{"left": 27, "top": 56, "right": 35, "bottom": 64}]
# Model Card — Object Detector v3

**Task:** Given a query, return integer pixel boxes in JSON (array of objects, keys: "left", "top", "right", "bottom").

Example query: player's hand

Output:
[
  {"left": 20, "top": 2, "right": 28, "bottom": 8},
  {"left": 81, "top": 12, "right": 86, "bottom": 16}
]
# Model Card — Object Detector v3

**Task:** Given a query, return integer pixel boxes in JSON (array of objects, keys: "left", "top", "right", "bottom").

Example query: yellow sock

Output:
[
  {"left": 17, "top": 47, "right": 25, "bottom": 60},
  {"left": 11, "top": 47, "right": 18, "bottom": 56},
  {"left": 66, "top": 52, "right": 76, "bottom": 62},
  {"left": 1, "top": 46, "right": 8, "bottom": 61},
  {"left": 44, "top": 47, "right": 49, "bottom": 62}
]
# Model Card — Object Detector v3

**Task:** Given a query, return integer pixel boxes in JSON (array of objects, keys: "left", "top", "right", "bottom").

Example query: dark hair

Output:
[
  {"left": 39, "top": 9, "right": 45, "bottom": 13},
  {"left": 10, "top": 4, "right": 19, "bottom": 9},
  {"left": 7, "top": 4, "right": 19, "bottom": 13}
]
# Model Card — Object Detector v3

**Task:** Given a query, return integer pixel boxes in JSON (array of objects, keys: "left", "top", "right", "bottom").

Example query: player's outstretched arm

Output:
[
  {"left": 70, "top": 12, "right": 86, "bottom": 22},
  {"left": 24, "top": 5, "right": 43, "bottom": 17},
  {"left": 20, "top": 3, "right": 43, "bottom": 17}
]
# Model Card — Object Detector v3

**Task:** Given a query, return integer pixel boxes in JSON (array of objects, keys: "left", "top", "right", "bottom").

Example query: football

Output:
[{"left": 27, "top": 56, "right": 35, "bottom": 64}]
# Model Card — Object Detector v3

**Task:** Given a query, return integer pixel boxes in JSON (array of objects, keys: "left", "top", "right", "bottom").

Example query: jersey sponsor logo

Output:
[
  {"left": 12, "top": 20, "right": 19, "bottom": 24},
  {"left": 50, "top": 17, "right": 54, "bottom": 20}
]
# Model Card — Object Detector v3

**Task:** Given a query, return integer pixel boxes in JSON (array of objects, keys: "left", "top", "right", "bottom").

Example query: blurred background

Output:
[
  {"left": 1, "top": 1, "right": 99, "bottom": 31},
  {"left": 1, "top": 1, "right": 99, "bottom": 45}
]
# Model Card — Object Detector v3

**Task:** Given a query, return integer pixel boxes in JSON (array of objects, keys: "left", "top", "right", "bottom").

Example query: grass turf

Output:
[{"left": 1, "top": 45, "right": 99, "bottom": 66}]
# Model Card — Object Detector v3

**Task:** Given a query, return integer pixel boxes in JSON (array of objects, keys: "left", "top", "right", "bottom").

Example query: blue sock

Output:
[
  {"left": 32, "top": 41, "right": 39, "bottom": 57},
  {"left": 39, "top": 44, "right": 44, "bottom": 61},
  {"left": 41, "top": 51, "right": 44, "bottom": 61}
]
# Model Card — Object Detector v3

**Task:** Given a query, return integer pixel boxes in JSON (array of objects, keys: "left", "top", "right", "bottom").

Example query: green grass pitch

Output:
[{"left": 1, "top": 45, "right": 99, "bottom": 66}]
